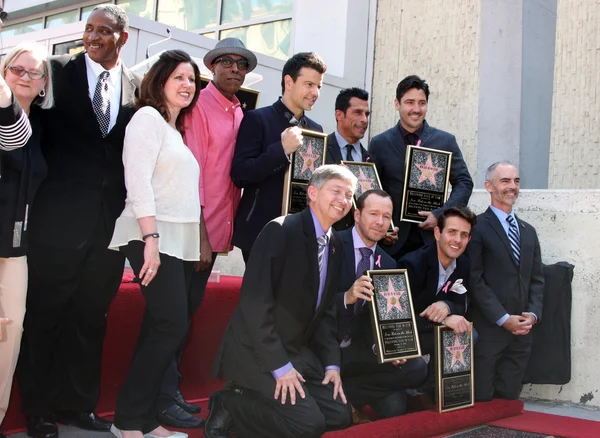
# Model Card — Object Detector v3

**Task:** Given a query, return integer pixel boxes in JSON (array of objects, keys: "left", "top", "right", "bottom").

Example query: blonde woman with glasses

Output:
[{"left": 0, "top": 41, "right": 53, "bottom": 438}]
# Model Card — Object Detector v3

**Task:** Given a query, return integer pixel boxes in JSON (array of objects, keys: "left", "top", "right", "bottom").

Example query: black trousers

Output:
[
  {"left": 341, "top": 342, "right": 428, "bottom": 416},
  {"left": 19, "top": 216, "right": 124, "bottom": 415},
  {"left": 221, "top": 345, "right": 351, "bottom": 438},
  {"left": 474, "top": 330, "right": 532, "bottom": 402},
  {"left": 156, "top": 252, "right": 218, "bottom": 411},
  {"left": 113, "top": 241, "right": 192, "bottom": 432},
  {"left": 225, "top": 374, "right": 351, "bottom": 438}
]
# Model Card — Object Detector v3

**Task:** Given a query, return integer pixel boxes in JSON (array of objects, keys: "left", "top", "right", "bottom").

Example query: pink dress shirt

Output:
[{"left": 184, "top": 81, "right": 243, "bottom": 252}]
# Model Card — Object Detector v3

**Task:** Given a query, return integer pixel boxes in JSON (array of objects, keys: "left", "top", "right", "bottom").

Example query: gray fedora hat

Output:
[{"left": 203, "top": 38, "right": 258, "bottom": 72}]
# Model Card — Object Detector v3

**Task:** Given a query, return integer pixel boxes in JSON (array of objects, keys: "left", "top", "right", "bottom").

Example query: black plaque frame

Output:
[
  {"left": 281, "top": 130, "right": 327, "bottom": 215},
  {"left": 367, "top": 269, "right": 421, "bottom": 363},
  {"left": 340, "top": 161, "right": 395, "bottom": 231},
  {"left": 400, "top": 145, "right": 452, "bottom": 223},
  {"left": 435, "top": 325, "right": 475, "bottom": 413}
]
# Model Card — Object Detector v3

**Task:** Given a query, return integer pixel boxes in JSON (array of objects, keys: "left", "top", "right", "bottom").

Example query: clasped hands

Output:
[
  {"left": 502, "top": 313, "right": 536, "bottom": 335},
  {"left": 274, "top": 367, "right": 347, "bottom": 405}
]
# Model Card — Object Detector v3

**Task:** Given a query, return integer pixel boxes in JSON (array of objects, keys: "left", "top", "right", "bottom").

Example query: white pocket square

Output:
[{"left": 449, "top": 279, "right": 467, "bottom": 294}]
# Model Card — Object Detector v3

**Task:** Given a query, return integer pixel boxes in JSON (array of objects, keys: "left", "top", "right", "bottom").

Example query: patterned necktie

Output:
[
  {"left": 345, "top": 145, "right": 354, "bottom": 161},
  {"left": 317, "top": 234, "right": 329, "bottom": 275},
  {"left": 355, "top": 247, "right": 373, "bottom": 314},
  {"left": 93, "top": 71, "right": 111, "bottom": 137},
  {"left": 506, "top": 215, "right": 521, "bottom": 264}
]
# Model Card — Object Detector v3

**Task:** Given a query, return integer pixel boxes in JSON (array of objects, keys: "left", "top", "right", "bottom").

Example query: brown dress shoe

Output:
[{"left": 351, "top": 406, "right": 371, "bottom": 425}]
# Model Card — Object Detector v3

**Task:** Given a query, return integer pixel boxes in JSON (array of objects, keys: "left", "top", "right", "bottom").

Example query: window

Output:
[
  {"left": 46, "top": 10, "right": 78, "bottom": 29},
  {"left": 116, "top": 0, "right": 157, "bottom": 21},
  {"left": 221, "top": 0, "right": 293, "bottom": 24},
  {"left": 0, "top": 18, "right": 44, "bottom": 38},
  {"left": 221, "top": 19, "right": 291, "bottom": 60},
  {"left": 157, "top": 0, "right": 217, "bottom": 31},
  {"left": 155, "top": 0, "right": 294, "bottom": 59},
  {"left": 81, "top": 4, "right": 113, "bottom": 22}
]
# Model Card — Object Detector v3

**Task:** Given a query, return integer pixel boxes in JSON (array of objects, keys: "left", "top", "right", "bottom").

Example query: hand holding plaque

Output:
[
  {"left": 367, "top": 269, "right": 421, "bottom": 363},
  {"left": 401, "top": 146, "right": 452, "bottom": 223},
  {"left": 281, "top": 129, "right": 327, "bottom": 215}
]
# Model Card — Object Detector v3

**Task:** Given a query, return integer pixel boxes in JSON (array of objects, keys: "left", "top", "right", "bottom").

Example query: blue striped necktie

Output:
[{"left": 506, "top": 215, "right": 521, "bottom": 264}]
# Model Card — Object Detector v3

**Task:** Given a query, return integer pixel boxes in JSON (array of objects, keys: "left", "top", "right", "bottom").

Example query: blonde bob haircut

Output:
[{"left": 1, "top": 41, "right": 54, "bottom": 109}]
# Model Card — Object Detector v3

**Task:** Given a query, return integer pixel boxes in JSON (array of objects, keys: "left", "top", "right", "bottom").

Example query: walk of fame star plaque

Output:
[
  {"left": 340, "top": 161, "right": 396, "bottom": 231},
  {"left": 366, "top": 269, "right": 421, "bottom": 363},
  {"left": 400, "top": 145, "right": 452, "bottom": 223},
  {"left": 282, "top": 129, "right": 328, "bottom": 215},
  {"left": 435, "top": 325, "right": 474, "bottom": 413}
]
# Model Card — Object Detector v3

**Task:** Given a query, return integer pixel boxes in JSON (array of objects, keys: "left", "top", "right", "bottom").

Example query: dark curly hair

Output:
[{"left": 136, "top": 50, "right": 201, "bottom": 134}]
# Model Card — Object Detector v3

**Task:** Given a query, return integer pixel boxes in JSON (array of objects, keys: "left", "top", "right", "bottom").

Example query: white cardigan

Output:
[{"left": 109, "top": 106, "right": 200, "bottom": 261}]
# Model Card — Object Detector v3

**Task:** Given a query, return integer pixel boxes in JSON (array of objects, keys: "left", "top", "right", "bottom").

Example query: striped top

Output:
[{"left": 0, "top": 98, "right": 32, "bottom": 151}]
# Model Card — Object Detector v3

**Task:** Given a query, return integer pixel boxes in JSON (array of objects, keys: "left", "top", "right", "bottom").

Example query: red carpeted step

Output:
[
  {"left": 0, "top": 273, "right": 545, "bottom": 438},
  {"left": 3, "top": 273, "right": 242, "bottom": 433},
  {"left": 490, "top": 410, "right": 600, "bottom": 438}
]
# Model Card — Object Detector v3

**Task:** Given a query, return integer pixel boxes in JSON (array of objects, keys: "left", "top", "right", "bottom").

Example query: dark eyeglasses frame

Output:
[
  {"left": 7, "top": 66, "right": 46, "bottom": 80},
  {"left": 213, "top": 56, "right": 249, "bottom": 71},
  {"left": 0, "top": 8, "right": 8, "bottom": 21}
]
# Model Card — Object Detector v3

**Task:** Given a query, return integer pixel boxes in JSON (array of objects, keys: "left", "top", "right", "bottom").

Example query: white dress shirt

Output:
[{"left": 335, "top": 130, "right": 362, "bottom": 162}]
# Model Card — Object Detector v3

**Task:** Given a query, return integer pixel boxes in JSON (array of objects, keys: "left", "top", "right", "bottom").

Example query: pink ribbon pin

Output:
[
  {"left": 442, "top": 281, "right": 451, "bottom": 293},
  {"left": 375, "top": 254, "right": 381, "bottom": 268}
]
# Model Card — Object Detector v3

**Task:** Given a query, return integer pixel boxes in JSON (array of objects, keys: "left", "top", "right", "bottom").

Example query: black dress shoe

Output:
[
  {"left": 174, "top": 389, "right": 201, "bottom": 414},
  {"left": 205, "top": 390, "right": 235, "bottom": 438},
  {"left": 157, "top": 404, "right": 204, "bottom": 428},
  {"left": 54, "top": 410, "right": 111, "bottom": 431},
  {"left": 26, "top": 415, "right": 58, "bottom": 438}
]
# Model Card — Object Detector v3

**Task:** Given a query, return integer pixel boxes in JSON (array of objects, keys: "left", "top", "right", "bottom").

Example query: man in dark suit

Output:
[
  {"left": 398, "top": 206, "right": 476, "bottom": 355},
  {"left": 336, "top": 189, "right": 427, "bottom": 421},
  {"left": 369, "top": 75, "right": 473, "bottom": 260},
  {"left": 18, "top": 6, "right": 140, "bottom": 438},
  {"left": 325, "top": 87, "right": 371, "bottom": 231},
  {"left": 205, "top": 165, "right": 357, "bottom": 438},
  {"left": 230, "top": 52, "right": 326, "bottom": 263},
  {"left": 468, "top": 161, "right": 544, "bottom": 402},
  {"left": 325, "top": 87, "right": 370, "bottom": 166}
]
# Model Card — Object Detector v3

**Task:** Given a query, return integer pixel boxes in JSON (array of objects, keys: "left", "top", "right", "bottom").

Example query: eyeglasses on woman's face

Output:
[{"left": 7, "top": 65, "right": 46, "bottom": 80}]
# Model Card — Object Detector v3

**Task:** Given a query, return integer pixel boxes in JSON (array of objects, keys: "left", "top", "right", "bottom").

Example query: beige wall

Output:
[
  {"left": 548, "top": 0, "right": 600, "bottom": 189},
  {"left": 370, "top": 0, "right": 480, "bottom": 181}
]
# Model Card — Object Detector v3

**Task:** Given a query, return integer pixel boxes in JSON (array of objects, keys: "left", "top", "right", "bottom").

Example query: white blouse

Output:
[{"left": 109, "top": 106, "right": 201, "bottom": 261}]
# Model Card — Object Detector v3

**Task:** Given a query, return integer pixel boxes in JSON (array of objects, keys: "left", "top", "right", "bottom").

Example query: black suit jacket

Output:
[
  {"left": 213, "top": 208, "right": 342, "bottom": 393},
  {"left": 369, "top": 121, "right": 474, "bottom": 256},
  {"left": 325, "top": 132, "right": 370, "bottom": 231},
  {"left": 29, "top": 53, "right": 140, "bottom": 248},
  {"left": 397, "top": 243, "right": 470, "bottom": 332},
  {"left": 230, "top": 100, "right": 322, "bottom": 252},
  {"left": 335, "top": 228, "right": 395, "bottom": 347},
  {"left": 325, "top": 132, "right": 370, "bottom": 165},
  {"left": 467, "top": 208, "right": 544, "bottom": 339}
]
